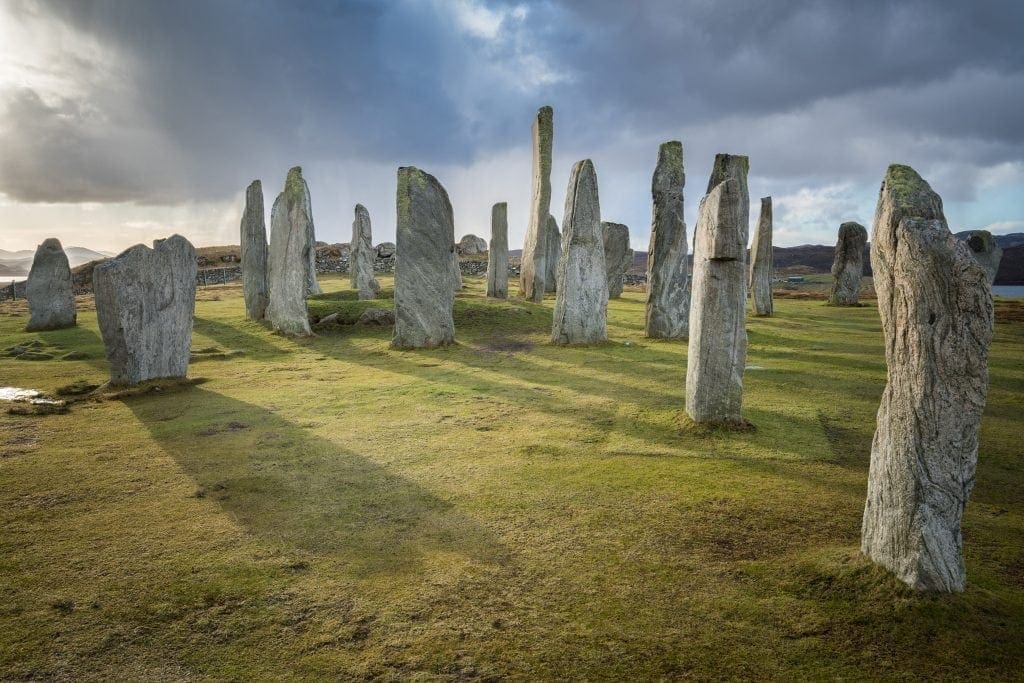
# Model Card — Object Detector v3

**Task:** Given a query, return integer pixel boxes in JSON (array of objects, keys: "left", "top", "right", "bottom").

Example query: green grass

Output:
[{"left": 1, "top": 274, "right": 1022, "bottom": 680}]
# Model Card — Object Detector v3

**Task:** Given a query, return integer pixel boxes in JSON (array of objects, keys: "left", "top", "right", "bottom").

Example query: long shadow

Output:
[
  {"left": 125, "top": 387, "right": 509, "bottom": 574},
  {"left": 192, "top": 316, "right": 291, "bottom": 358},
  {"left": 27, "top": 321, "right": 109, "bottom": 373}
]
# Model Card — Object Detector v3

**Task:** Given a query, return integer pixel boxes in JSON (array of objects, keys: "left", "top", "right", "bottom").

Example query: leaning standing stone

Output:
[
  {"left": 266, "top": 172, "right": 314, "bottom": 336},
  {"left": 544, "top": 214, "right": 561, "bottom": 292},
  {"left": 602, "top": 222, "right": 632, "bottom": 299},
  {"left": 392, "top": 167, "right": 456, "bottom": 348},
  {"left": 685, "top": 154, "right": 750, "bottom": 424},
  {"left": 552, "top": 159, "right": 607, "bottom": 344},
  {"left": 827, "top": 221, "right": 868, "bottom": 305},
  {"left": 861, "top": 164, "right": 993, "bottom": 592},
  {"left": 25, "top": 238, "right": 76, "bottom": 331},
  {"left": 748, "top": 197, "right": 773, "bottom": 316},
  {"left": 645, "top": 141, "right": 689, "bottom": 339},
  {"left": 93, "top": 235, "right": 196, "bottom": 385},
  {"left": 520, "top": 105, "right": 553, "bottom": 301},
  {"left": 240, "top": 180, "right": 269, "bottom": 320},
  {"left": 486, "top": 202, "right": 509, "bottom": 298},
  {"left": 964, "top": 230, "right": 1003, "bottom": 284},
  {"left": 350, "top": 204, "right": 381, "bottom": 300}
]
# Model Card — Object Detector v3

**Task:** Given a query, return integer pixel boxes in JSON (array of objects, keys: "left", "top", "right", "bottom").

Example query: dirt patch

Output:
[
  {"left": 196, "top": 421, "right": 250, "bottom": 437},
  {"left": 475, "top": 338, "right": 535, "bottom": 353},
  {"left": 995, "top": 299, "right": 1024, "bottom": 323}
]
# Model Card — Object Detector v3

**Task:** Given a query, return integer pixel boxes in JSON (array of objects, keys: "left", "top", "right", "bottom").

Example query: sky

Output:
[{"left": 1, "top": 0, "right": 1023, "bottom": 254}]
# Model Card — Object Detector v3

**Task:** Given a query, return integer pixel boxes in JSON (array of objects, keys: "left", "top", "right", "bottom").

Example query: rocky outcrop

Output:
[
  {"left": 376, "top": 242, "right": 396, "bottom": 258},
  {"left": 392, "top": 167, "right": 456, "bottom": 348},
  {"left": 25, "top": 238, "right": 76, "bottom": 331},
  {"left": 351, "top": 204, "right": 381, "bottom": 300},
  {"left": 552, "top": 159, "right": 607, "bottom": 344},
  {"left": 93, "top": 235, "right": 197, "bottom": 385},
  {"left": 457, "top": 234, "right": 488, "bottom": 255},
  {"left": 685, "top": 154, "right": 750, "bottom": 424},
  {"left": 748, "top": 197, "right": 773, "bottom": 316},
  {"left": 240, "top": 180, "right": 269, "bottom": 320},
  {"left": 645, "top": 141, "right": 689, "bottom": 339},
  {"left": 266, "top": 171, "right": 313, "bottom": 336},
  {"left": 964, "top": 230, "right": 1003, "bottom": 284},
  {"left": 861, "top": 164, "right": 994, "bottom": 592},
  {"left": 544, "top": 214, "right": 560, "bottom": 292},
  {"left": 486, "top": 202, "right": 509, "bottom": 298},
  {"left": 828, "top": 222, "right": 868, "bottom": 305},
  {"left": 602, "top": 222, "right": 632, "bottom": 299},
  {"left": 520, "top": 105, "right": 553, "bottom": 302}
]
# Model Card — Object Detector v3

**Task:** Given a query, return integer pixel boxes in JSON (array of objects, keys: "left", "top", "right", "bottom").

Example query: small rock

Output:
[{"left": 358, "top": 307, "right": 396, "bottom": 326}]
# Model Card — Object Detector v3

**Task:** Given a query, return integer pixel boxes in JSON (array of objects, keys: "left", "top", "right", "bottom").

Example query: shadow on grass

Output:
[{"left": 192, "top": 317, "right": 291, "bottom": 358}]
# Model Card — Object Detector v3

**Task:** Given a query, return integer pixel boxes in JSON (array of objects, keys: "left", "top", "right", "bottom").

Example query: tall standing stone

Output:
[
  {"left": 748, "top": 196, "right": 773, "bottom": 316},
  {"left": 266, "top": 171, "right": 313, "bottom": 336},
  {"left": 827, "top": 222, "right": 868, "bottom": 306},
  {"left": 240, "top": 180, "right": 269, "bottom": 320},
  {"left": 602, "top": 222, "right": 632, "bottom": 299},
  {"left": 25, "top": 238, "right": 76, "bottom": 331},
  {"left": 861, "top": 164, "right": 993, "bottom": 592},
  {"left": 520, "top": 105, "right": 553, "bottom": 301},
  {"left": 486, "top": 202, "right": 509, "bottom": 298},
  {"left": 93, "top": 235, "right": 196, "bottom": 385},
  {"left": 552, "top": 159, "right": 607, "bottom": 345},
  {"left": 278, "top": 166, "right": 321, "bottom": 296},
  {"left": 350, "top": 204, "right": 381, "bottom": 300},
  {"left": 392, "top": 167, "right": 456, "bottom": 348},
  {"left": 964, "top": 230, "right": 1003, "bottom": 284},
  {"left": 544, "top": 215, "right": 561, "bottom": 292},
  {"left": 645, "top": 141, "right": 689, "bottom": 339},
  {"left": 685, "top": 154, "right": 750, "bottom": 424}
]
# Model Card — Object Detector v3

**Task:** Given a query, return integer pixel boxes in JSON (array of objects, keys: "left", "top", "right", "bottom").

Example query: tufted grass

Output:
[{"left": 1, "top": 273, "right": 1022, "bottom": 680}]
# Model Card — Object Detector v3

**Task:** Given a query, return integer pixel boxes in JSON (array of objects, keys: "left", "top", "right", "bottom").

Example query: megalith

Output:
[
  {"left": 520, "top": 105, "right": 553, "bottom": 301},
  {"left": 392, "top": 167, "right": 456, "bottom": 348},
  {"left": 240, "top": 180, "right": 269, "bottom": 320},
  {"left": 964, "top": 230, "right": 1003, "bottom": 284},
  {"left": 25, "top": 238, "right": 76, "bottom": 331},
  {"left": 551, "top": 159, "right": 607, "bottom": 345},
  {"left": 457, "top": 234, "right": 488, "bottom": 255},
  {"left": 544, "top": 214, "right": 561, "bottom": 293},
  {"left": 266, "top": 172, "right": 313, "bottom": 336},
  {"left": 602, "top": 222, "right": 632, "bottom": 299},
  {"left": 861, "top": 164, "right": 994, "bottom": 592},
  {"left": 828, "top": 221, "right": 868, "bottom": 305},
  {"left": 93, "top": 235, "right": 196, "bottom": 385},
  {"left": 350, "top": 204, "right": 381, "bottom": 300},
  {"left": 280, "top": 166, "right": 320, "bottom": 296},
  {"left": 645, "top": 141, "right": 689, "bottom": 339},
  {"left": 486, "top": 202, "right": 509, "bottom": 298},
  {"left": 748, "top": 196, "right": 773, "bottom": 316},
  {"left": 685, "top": 154, "right": 750, "bottom": 424}
]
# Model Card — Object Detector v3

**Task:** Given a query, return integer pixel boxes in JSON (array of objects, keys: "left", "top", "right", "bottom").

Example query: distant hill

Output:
[{"left": 0, "top": 246, "right": 112, "bottom": 280}]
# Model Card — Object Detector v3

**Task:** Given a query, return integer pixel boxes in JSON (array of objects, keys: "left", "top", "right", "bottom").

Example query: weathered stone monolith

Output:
[
  {"left": 350, "top": 204, "right": 381, "bottom": 300},
  {"left": 25, "top": 238, "right": 76, "bottom": 331},
  {"left": 685, "top": 154, "right": 750, "bottom": 424},
  {"left": 266, "top": 172, "right": 313, "bottom": 336},
  {"left": 861, "top": 164, "right": 993, "bottom": 592},
  {"left": 280, "top": 166, "right": 320, "bottom": 296},
  {"left": 602, "top": 222, "right": 632, "bottom": 299},
  {"left": 645, "top": 141, "right": 689, "bottom": 339},
  {"left": 93, "top": 235, "right": 196, "bottom": 385},
  {"left": 392, "top": 167, "right": 456, "bottom": 348},
  {"left": 544, "top": 214, "right": 561, "bottom": 292},
  {"left": 828, "top": 222, "right": 868, "bottom": 305},
  {"left": 520, "top": 106, "right": 553, "bottom": 301},
  {"left": 486, "top": 202, "right": 509, "bottom": 298},
  {"left": 749, "top": 196, "right": 773, "bottom": 316},
  {"left": 457, "top": 234, "right": 487, "bottom": 255},
  {"left": 240, "top": 180, "right": 269, "bottom": 320},
  {"left": 552, "top": 159, "right": 607, "bottom": 344},
  {"left": 964, "top": 230, "right": 1003, "bottom": 285}
]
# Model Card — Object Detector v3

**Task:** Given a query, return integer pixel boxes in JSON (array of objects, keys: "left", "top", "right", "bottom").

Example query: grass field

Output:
[{"left": 1, "top": 274, "right": 1022, "bottom": 680}]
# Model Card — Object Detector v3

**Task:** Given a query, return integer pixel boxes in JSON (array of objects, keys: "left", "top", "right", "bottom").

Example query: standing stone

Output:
[
  {"left": 93, "top": 235, "right": 196, "bottom": 385},
  {"left": 552, "top": 160, "right": 607, "bottom": 344},
  {"left": 544, "top": 214, "right": 561, "bottom": 292},
  {"left": 602, "top": 222, "right": 632, "bottom": 299},
  {"left": 457, "top": 234, "right": 488, "bottom": 255},
  {"left": 748, "top": 197, "right": 773, "bottom": 316},
  {"left": 520, "top": 105, "right": 553, "bottom": 301},
  {"left": 279, "top": 166, "right": 320, "bottom": 296},
  {"left": 266, "top": 171, "right": 313, "bottom": 336},
  {"left": 486, "top": 202, "right": 509, "bottom": 298},
  {"left": 25, "top": 238, "right": 76, "bottom": 331},
  {"left": 350, "top": 204, "right": 381, "bottom": 300},
  {"left": 685, "top": 154, "right": 750, "bottom": 424},
  {"left": 861, "top": 164, "right": 993, "bottom": 592},
  {"left": 828, "top": 222, "right": 868, "bottom": 305},
  {"left": 964, "top": 230, "right": 1003, "bottom": 284},
  {"left": 645, "top": 141, "right": 689, "bottom": 339},
  {"left": 240, "top": 180, "right": 269, "bottom": 320},
  {"left": 392, "top": 167, "right": 456, "bottom": 348}
]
